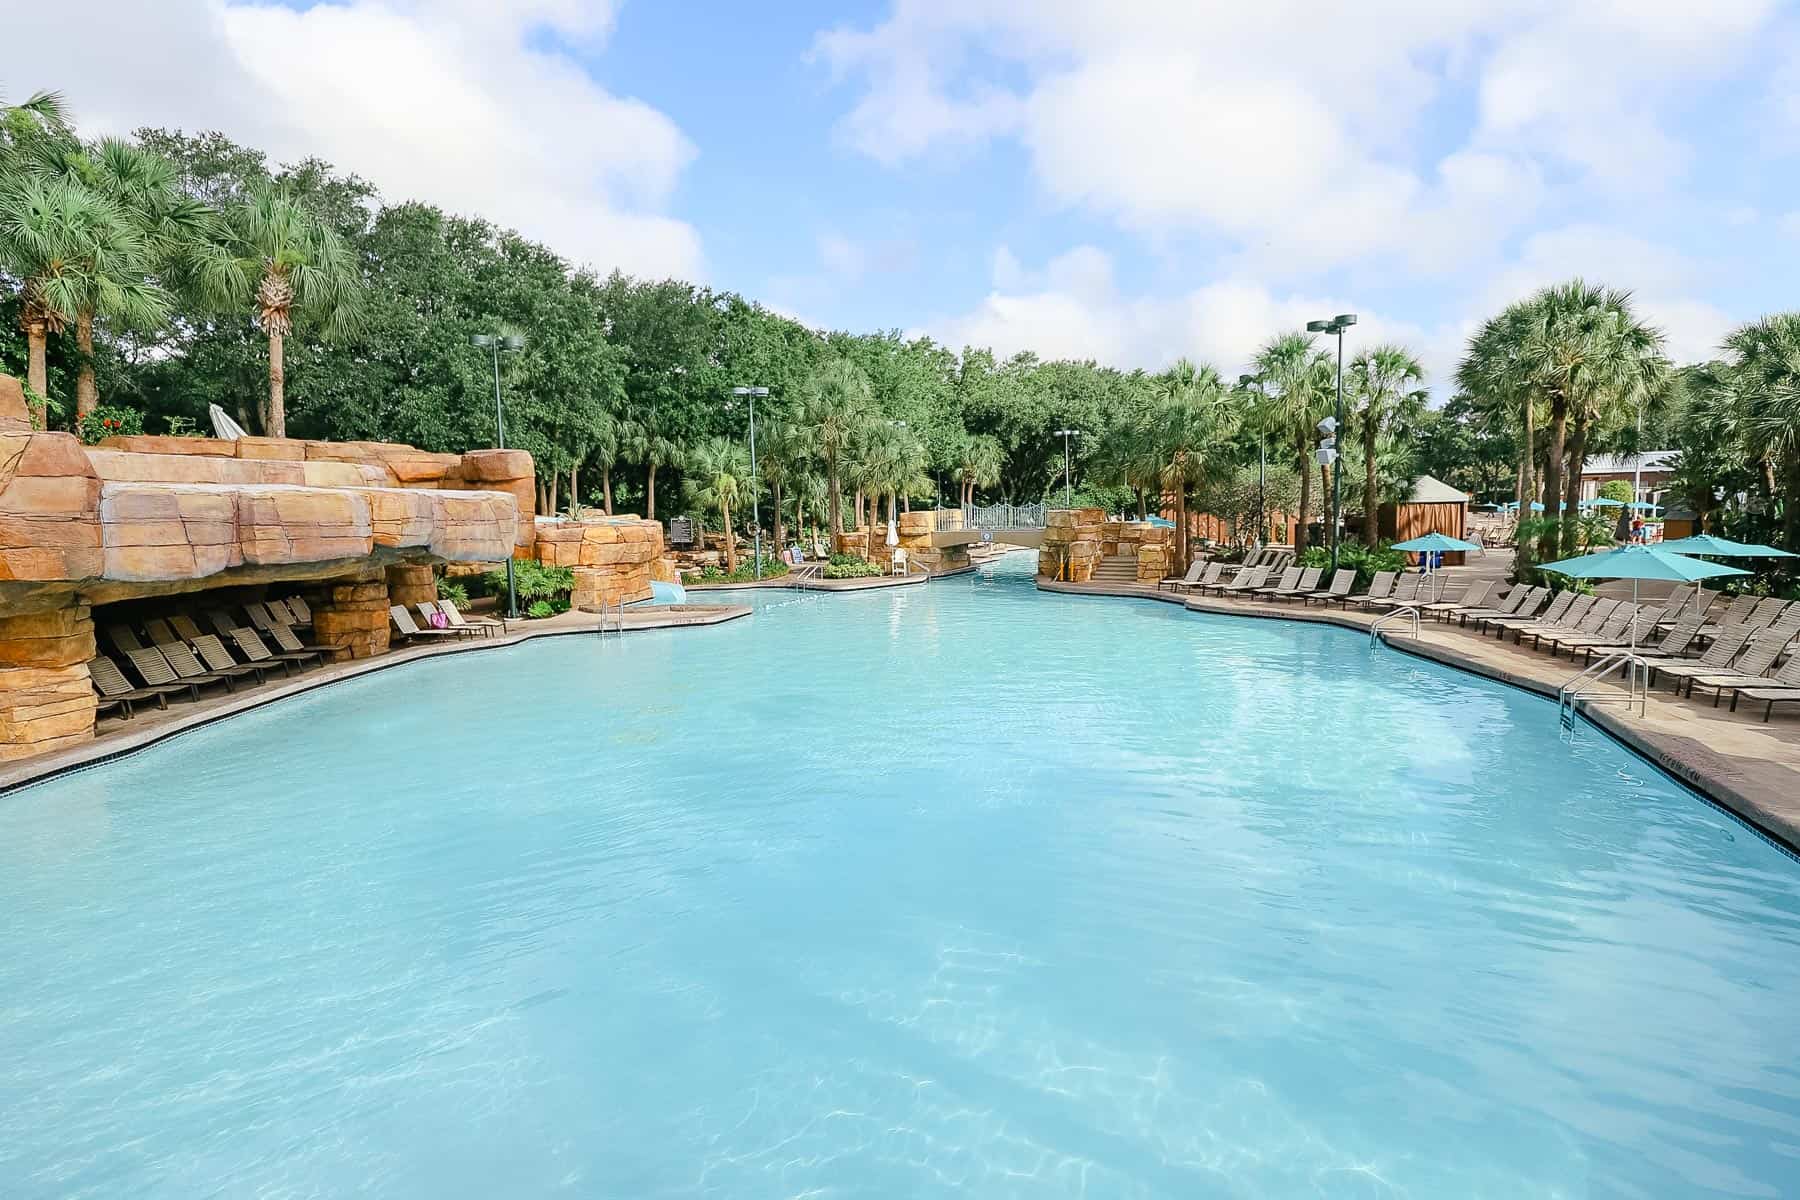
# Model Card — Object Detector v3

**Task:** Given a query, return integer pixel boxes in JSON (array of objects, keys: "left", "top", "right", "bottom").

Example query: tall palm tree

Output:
[
  {"left": 1252, "top": 332, "right": 1334, "bottom": 553},
  {"left": 1458, "top": 302, "right": 1540, "bottom": 514},
  {"left": 799, "top": 356, "right": 873, "bottom": 538},
  {"left": 683, "top": 436, "right": 750, "bottom": 573},
  {"left": 1726, "top": 314, "right": 1800, "bottom": 546},
  {"left": 956, "top": 433, "right": 1005, "bottom": 507},
  {"left": 0, "top": 175, "right": 169, "bottom": 424},
  {"left": 1146, "top": 359, "right": 1238, "bottom": 575},
  {"left": 621, "top": 415, "right": 682, "bottom": 521},
  {"left": 756, "top": 418, "right": 810, "bottom": 552},
  {"left": 223, "top": 181, "right": 364, "bottom": 437},
  {"left": 1348, "top": 345, "right": 1427, "bottom": 545}
]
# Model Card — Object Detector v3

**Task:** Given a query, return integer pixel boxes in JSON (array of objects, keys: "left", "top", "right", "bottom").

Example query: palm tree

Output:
[
  {"left": 1348, "top": 346, "right": 1427, "bottom": 545},
  {"left": 683, "top": 437, "right": 750, "bottom": 573},
  {"left": 956, "top": 433, "right": 1004, "bottom": 507},
  {"left": 621, "top": 415, "right": 682, "bottom": 521},
  {"left": 223, "top": 181, "right": 364, "bottom": 437},
  {"left": 799, "top": 356, "right": 873, "bottom": 538},
  {"left": 1252, "top": 332, "right": 1334, "bottom": 552},
  {"left": 0, "top": 175, "right": 169, "bottom": 424},
  {"left": 1458, "top": 302, "right": 1540, "bottom": 515},
  {"left": 756, "top": 418, "right": 810, "bottom": 552},
  {"left": 1147, "top": 359, "right": 1238, "bottom": 575},
  {"left": 1725, "top": 314, "right": 1800, "bottom": 546}
]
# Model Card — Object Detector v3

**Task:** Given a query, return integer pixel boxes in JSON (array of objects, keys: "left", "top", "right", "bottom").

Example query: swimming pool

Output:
[{"left": 3, "top": 553, "right": 1798, "bottom": 1197}]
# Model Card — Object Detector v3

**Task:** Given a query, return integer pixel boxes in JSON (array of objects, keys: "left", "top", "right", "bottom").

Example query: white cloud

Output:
[
  {"left": 817, "top": 1, "right": 1777, "bottom": 279},
  {"left": 12, "top": 0, "right": 703, "bottom": 281}
]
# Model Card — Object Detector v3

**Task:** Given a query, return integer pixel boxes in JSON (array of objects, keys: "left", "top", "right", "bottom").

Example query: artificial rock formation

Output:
[
  {"left": 312, "top": 578, "right": 392, "bottom": 661},
  {"left": 1038, "top": 508, "right": 1106, "bottom": 582},
  {"left": 533, "top": 515, "right": 664, "bottom": 608}
]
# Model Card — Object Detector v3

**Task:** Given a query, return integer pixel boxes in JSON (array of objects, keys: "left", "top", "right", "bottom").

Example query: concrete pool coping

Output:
[
  {"left": 685, "top": 566, "right": 974, "bottom": 593},
  {"left": 1040, "top": 578, "right": 1800, "bottom": 855},
  {"left": 0, "top": 602, "right": 752, "bottom": 795}
]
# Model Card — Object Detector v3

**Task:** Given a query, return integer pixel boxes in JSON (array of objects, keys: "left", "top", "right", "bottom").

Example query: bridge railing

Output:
[{"left": 961, "top": 501, "right": 1046, "bottom": 531}]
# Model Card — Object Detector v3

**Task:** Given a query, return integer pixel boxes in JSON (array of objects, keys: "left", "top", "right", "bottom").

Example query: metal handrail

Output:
[
  {"left": 1558, "top": 650, "right": 1647, "bottom": 728},
  {"left": 962, "top": 501, "right": 1046, "bottom": 531},
  {"left": 1368, "top": 604, "right": 1421, "bottom": 648}
]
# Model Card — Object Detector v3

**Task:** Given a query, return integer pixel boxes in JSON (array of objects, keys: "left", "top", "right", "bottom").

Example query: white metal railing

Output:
[
  {"left": 1368, "top": 605, "right": 1421, "bottom": 648},
  {"left": 962, "top": 501, "right": 1046, "bottom": 531},
  {"left": 1558, "top": 651, "right": 1648, "bottom": 728}
]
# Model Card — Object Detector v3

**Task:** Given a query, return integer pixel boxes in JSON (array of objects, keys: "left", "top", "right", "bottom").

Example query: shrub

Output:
[
  {"left": 76, "top": 405, "right": 145, "bottom": 445},
  {"left": 827, "top": 552, "right": 867, "bottom": 568},
  {"left": 525, "top": 599, "right": 556, "bottom": 620},
  {"left": 824, "top": 558, "right": 884, "bottom": 579},
  {"left": 1298, "top": 542, "right": 1406, "bottom": 590},
  {"left": 696, "top": 557, "right": 790, "bottom": 584},
  {"left": 435, "top": 578, "right": 470, "bottom": 605},
  {"left": 1598, "top": 479, "right": 1635, "bottom": 505},
  {"left": 483, "top": 559, "right": 574, "bottom": 604}
]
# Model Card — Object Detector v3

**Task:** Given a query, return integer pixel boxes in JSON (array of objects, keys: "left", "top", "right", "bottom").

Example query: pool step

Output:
[{"left": 1090, "top": 555, "right": 1140, "bottom": 583}]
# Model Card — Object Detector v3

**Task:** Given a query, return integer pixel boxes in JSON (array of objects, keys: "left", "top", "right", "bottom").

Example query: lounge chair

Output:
[
  {"left": 189, "top": 632, "right": 276, "bottom": 685},
  {"left": 1541, "top": 603, "right": 1640, "bottom": 659},
  {"left": 1419, "top": 579, "right": 1494, "bottom": 620},
  {"left": 206, "top": 608, "right": 248, "bottom": 639},
  {"left": 1249, "top": 566, "right": 1303, "bottom": 599},
  {"left": 1684, "top": 631, "right": 1800, "bottom": 705},
  {"left": 1364, "top": 574, "right": 1425, "bottom": 611},
  {"left": 390, "top": 604, "right": 462, "bottom": 643},
  {"left": 120, "top": 645, "right": 215, "bottom": 701},
  {"left": 1214, "top": 565, "right": 1271, "bottom": 597},
  {"left": 227, "top": 626, "right": 310, "bottom": 675},
  {"left": 1515, "top": 594, "right": 1602, "bottom": 648},
  {"left": 437, "top": 598, "right": 506, "bottom": 637},
  {"left": 1468, "top": 586, "right": 1546, "bottom": 632},
  {"left": 1565, "top": 606, "right": 1678, "bottom": 664},
  {"left": 1159, "top": 560, "right": 1206, "bottom": 593},
  {"left": 105, "top": 622, "right": 147, "bottom": 653},
  {"left": 260, "top": 621, "right": 325, "bottom": 666},
  {"left": 1490, "top": 590, "right": 1578, "bottom": 642},
  {"left": 1641, "top": 625, "right": 1756, "bottom": 691},
  {"left": 1198, "top": 561, "right": 1256, "bottom": 596},
  {"left": 417, "top": 601, "right": 482, "bottom": 640},
  {"left": 1343, "top": 571, "right": 1398, "bottom": 611},
  {"left": 1699, "top": 594, "right": 1776, "bottom": 639},
  {"left": 1270, "top": 566, "right": 1323, "bottom": 603},
  {"left": 1732, "top": 651, "right": 1800, "bottom": 720},
  {"left": 1301, "top": 568, "right": 1356, "bottom": 606},
  {"left": 283, "top": 595, "right": 315, "bottom": 626},
  {"left": 267, "top": 597, "right": 311, "bottom": 629},
  {"left": 89, "top": 654, "right": 189, "bottom": 718}
]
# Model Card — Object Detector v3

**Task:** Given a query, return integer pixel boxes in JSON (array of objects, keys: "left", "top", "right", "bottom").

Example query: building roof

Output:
[
  {"left": 1404, "top": 474, "right": 1469, "bottom": 504},
  {"left": 1583, "top": 450, "right": 1677, "bottom": 475}
]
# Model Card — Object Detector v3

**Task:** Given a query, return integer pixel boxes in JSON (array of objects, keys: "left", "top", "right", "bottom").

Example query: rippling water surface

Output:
[{"left": 3, "top": 553, "right": 1799, "bottom": 1198}]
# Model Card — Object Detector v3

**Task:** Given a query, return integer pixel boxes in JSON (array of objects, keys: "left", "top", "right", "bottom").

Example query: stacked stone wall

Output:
[
  {"left": 312, "top": 578, "right": 392, "bottom": 661},
  {"left": 0, "top": 604, "right": 97, "bottom": 761},
  {"left": 534, "top": 516, "right": 663, "bottom": 608},
  {"left": 1037, "top": 508, "right": 1106, "bottom": 582}
]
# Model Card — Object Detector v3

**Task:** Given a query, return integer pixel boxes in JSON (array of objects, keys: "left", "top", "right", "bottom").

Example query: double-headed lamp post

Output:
[
  {"left": 472, "top": 332, "right": 526, "bottom": 618},
  {"left": 1054, "top": 428, "right": 1081, "bottom": 507},
  {"left": 731, "top": 386, "right": 769, "bottom": 579},
  {"left": 1305, "top": 314, "right": 1357, "bottom": 573},
  {"left": 1237, "top": 375, "right": 1267, "bottom": 547}
]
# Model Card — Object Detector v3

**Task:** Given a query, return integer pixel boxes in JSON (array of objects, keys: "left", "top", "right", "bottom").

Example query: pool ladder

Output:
[
  {"left": 595, "top": 593, "right": 624, "bottom": 639},
  {"left": 1558, "top": 651, "right": 1648, "bottom": 730},
  {"left": 1368, "top": 605, "right": 1421, "bottom": 649}
]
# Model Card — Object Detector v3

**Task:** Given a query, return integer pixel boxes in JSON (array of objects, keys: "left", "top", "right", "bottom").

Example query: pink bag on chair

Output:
[{"left": 429, "top": 610, "right": 449, "bottom": 629}]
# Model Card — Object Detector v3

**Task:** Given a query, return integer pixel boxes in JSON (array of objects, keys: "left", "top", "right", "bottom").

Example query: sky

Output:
[{"left": 13, "top": 0, "right": 1800, "bottom": 391}]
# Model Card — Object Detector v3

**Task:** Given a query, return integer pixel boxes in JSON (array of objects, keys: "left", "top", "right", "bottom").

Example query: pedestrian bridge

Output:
[{"left": 930, "top": 502, "right": 1047, "bottom": 549}]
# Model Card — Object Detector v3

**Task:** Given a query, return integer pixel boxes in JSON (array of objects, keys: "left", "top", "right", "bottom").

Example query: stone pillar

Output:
[
  {"left": 456, "top": 449, "right": 536, "bottom": 553},
  {"left": 0, "top": 603, "right": 99, "bottom": 761},
  {"left": 1038, "top": 508, "right": 1105, "bottom": 581},
  {"left": 385, "top": 563, "right": 437, "bottom": 608},
  {"left": 311, "top": 577, "right": 391, "bottom": 661}
]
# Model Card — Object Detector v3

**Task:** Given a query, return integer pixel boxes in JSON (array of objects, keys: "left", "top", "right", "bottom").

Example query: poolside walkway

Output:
[
  {"left": 1042, "top": 574, "right": 1800, "bottom": 852},
  {"left": 0, "top": 602, "right": 751, "bottom": 793}
]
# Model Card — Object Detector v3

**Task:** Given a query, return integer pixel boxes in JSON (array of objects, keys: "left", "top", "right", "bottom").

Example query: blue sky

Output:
[{"left": 19, "top": 0, "right": 1800, "bottom": 387}]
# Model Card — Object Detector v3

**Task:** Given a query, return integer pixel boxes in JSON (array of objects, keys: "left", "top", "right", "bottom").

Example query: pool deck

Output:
[
  {"left": 0, "top": 602, "right": 752, "bottom": 793},
  {"left": 1041, "top": 576, "right": 1800, "bottom": 853}
]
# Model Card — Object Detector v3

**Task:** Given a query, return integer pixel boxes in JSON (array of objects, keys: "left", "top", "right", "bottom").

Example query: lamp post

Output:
[
  {"left": 472, "top": 332, "right": 525, "bottom": 618},
  {"left": 1054, "top": 428, "right": 1081, "bottom": 507},
  {"left": 1238, "top": 375, "right": 1267, "bottom": 546},
  {"left": 1305, "top": 314, "right": 1357, "bottom": 573},
  {"left": 730, "top": 386, "right": 769, "bottom": 579}
]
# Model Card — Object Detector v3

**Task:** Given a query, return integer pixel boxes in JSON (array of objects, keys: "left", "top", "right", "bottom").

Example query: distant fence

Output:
[{"left": 962, "top": 502, "right": 1046, "bottom": 531}]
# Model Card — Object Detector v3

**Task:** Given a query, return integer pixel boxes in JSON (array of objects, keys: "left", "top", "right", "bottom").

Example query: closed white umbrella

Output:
[{"left": 208, "top": 404, "right": 249, "bottom": 440}]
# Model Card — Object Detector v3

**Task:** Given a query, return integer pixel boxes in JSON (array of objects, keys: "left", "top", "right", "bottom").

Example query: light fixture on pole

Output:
[
  {"left": 731, "top": 386, "right": 770, "bottom": 579},
  {"left": 1054, "top": 429, "right": 1081, "bottom": 508},
  {"left": 1306, "top": 313, "right": 1357, "bottom": 573},
  {"left": 1238, "top": 374, "right": 1267, "bottom": 547},
  {"left": 472, "top": 332, "right": 526, "bottom": 619}
]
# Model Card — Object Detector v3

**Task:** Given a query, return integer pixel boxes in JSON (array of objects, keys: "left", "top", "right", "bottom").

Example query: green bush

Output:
[
  {"left": 525, "top": 599, "right": 556, "bottom": 620},
  {"left": 483, "top": 559, "right": 573, "bottom": 604},
  {"left": 76, "top": 405, "right": 145, "bottom": 445},
  {"left": 1598, "top": 479, "right": 1635, "bottom": 504},
  {"left": 1298, "top": 542, "right": 1407, "bottom": 590},
  {"left": 696, "top": 556, "right": 790, "bottom": 584},
  {"left": 827, "top": 552, "right": 867, "bottom": 568},
  {"left": 434, "top": 578, "right": 470, "bottom": 605},
  {"left": 824, "top": 559, "right": 884, "bottom": 579}
]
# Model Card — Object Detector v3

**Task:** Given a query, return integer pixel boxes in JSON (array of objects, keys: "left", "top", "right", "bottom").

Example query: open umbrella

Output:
[
  {"left": 1588, "top": 497, "right": 1626, "bottom": 507},
  {"left": 1390, "top": 531, "right": 1482, "bottom": 601},
  {"left": 1654, "top": 533, "right": 1795, "bottom": 614},
  {"left": 1539, "top": 545, "right": 1749, "bottom": 651}
]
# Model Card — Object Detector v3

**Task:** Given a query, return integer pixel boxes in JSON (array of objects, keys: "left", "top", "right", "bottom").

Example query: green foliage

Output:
[
  {"left": 696, "top": 556, "right": 790, "bottom": 583},
  {"left": 824, "top": 558, "right": 884, "bottom": 579},
  {"left": 434, "top": 577, "right": 470, "bottom": 605},
  {"left": 483, "top": 559, "right": 574, "bottom": 604},
  {"left": 1297, "top": 541, "right": 1407, "bottom": 590},
  {"left": 1598, "top": 479, "right": 1635, "bottom": 504},
  {"left": 525, "top": 599, "right": 556, "bottom": 620},
  {"left": 75, "top": 404, "right": 143, "bottom": 444}
]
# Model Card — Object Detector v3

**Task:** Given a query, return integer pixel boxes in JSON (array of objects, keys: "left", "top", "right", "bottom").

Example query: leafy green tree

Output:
[
  {"left": 1346, "top": 345, "right": 1426, "bottom": 545},
  {"left": 1146, "top": 359, "right": 1239, "bottom": 575},
  {"left": 799, "top": 355, "right": 873, "bottom": 536},
  {"left": 683, "top": 436, "right": 750, "bottom": 573},
  {"left": 1252, "top": 332, "right": 1334, "bottom": 552},
  {"left": 222, "top": 180, "right": 365, "bottom": 435}
]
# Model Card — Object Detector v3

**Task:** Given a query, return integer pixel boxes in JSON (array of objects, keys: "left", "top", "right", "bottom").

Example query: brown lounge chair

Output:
[
  {"left": 226, "top": 626, "right": 311, "bottom": 675},
  {"left": 1158, "top": 560, "right": 1206, "bottom": 592},
  {"left": 1732, "top": 651, "right": 1800, "bottom": 720},
  {"left": 417, "top": 601, "right": 482, "bottom": 640},
  {"left": 437, "top": 598, "right": 507, "bottom": 638},
  {"left": 1343, "top": 571, "right": 1398, "bottom": 611},
  {"left": 1419, "top": 580, "right": 1492, "bottom": 620},
  {"left": 90, "top": 654, "right": 190, "bottom": 718},
  {"left": 390, "top": 604, "right": 462, "bottom": 643},
  {"left": 1270, "top": 566, "right": 1324, "bottom": 603},
  {"left": 1683, "top": 630, "right": 1799, "bottom": 705},
  {"left": 1640, "top": 625, "right": 1756, "bottom": 691},
  {"left": 1300, "top": 568, "right": 1356, "bottom": 606},
  {"left": 145, "top": 618, "right": 267, "bottom": 689}
]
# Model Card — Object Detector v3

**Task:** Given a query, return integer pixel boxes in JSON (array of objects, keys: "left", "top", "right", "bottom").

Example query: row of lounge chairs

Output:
[
  {"left": 90, "top": 598, "right": 327, "bottom": 721},
  {"left": 389, "top": 599, "right": 507, "bottom": 643}
]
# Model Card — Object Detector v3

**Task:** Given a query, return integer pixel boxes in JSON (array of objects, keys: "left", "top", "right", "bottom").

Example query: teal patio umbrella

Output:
[
  {"left": 1655, "top": 533, "right": 1794, "bottom": 614},
  {"left": 1539, "top": 545, "right": 1749, "bottom": 651},
  {"left": 1589, "top": 497, "right": 1626, "bottom": 507},
  {"left": 1391, "top": 531, "right": 1482, "bottom": 600}
]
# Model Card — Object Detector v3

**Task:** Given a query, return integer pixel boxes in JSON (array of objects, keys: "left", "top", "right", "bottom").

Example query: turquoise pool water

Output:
[{"left": 3, "top": 553, "right": 1799, "bottom": 1197}]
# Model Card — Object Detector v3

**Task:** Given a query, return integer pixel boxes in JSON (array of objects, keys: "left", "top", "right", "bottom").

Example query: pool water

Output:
[{"left": 3, "top": 553, "right": 1799, "bottom": 1198}]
